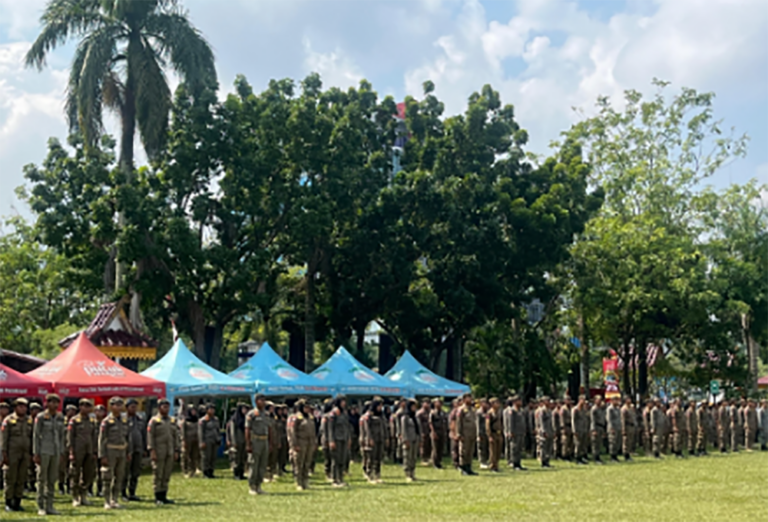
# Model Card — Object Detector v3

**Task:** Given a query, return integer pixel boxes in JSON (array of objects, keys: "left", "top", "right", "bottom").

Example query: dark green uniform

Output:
[{"left": 124, "top": 411, "right": 145, "bottom": 498}]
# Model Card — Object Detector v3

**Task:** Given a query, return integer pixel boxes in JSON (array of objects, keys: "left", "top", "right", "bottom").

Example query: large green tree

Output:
[
  {"left": 25, "top": 0, "right": 216, "bottom": 292},
  {"left": 378, "top": 84, "right": 601, "bottom": 378},
  {"left": 566, "top": 80, "right": 750, "bottom": 398}
]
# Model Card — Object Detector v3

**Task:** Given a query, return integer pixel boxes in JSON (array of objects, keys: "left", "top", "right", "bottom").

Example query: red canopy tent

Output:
[
  {"left": 28, "top": 333, "right": 166, "bottom": 398},
  {"left": 0, "top": 362, "right": 52, "bottom": 399},
  {"left": 758, "top": 375, "right": 768, "bottom": 390}
]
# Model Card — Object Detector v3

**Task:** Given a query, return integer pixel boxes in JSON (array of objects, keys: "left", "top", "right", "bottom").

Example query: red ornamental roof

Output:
[
  {"left": 0, "top": 362, "right": 52, "bottom": 399},
  {"left": 29, "top": 333, "right": 165, "bottom": 398},
  {"left": 59, "top": 300, "right": 157, "bottom": 350}
]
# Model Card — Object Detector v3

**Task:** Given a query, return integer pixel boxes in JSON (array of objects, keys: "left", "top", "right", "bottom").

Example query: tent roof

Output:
[
  {"left": 28, "top": 333, "right": 165, "bottom": 398},
  {"left": 141, "top": 339, "right": 252, "bottom": 398},
  {"left": 311, "top": 347, "right": 402, "bottom": 396},
  {"left": 229, "top": 343, "right": 329, "bottom": 396},
  {"left": 758, "top": 375, "right": 768, "bottom": 389},
  {"left": 384, "top": 350, "right": 470, "bottom": 397},
  {"left": 0, "top": 362, "right": 52, "bottom": 399}
]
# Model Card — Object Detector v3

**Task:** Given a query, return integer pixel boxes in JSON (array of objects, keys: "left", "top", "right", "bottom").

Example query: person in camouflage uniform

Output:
[
  {"left": 486, "top": 398, "right": 503, "bottom": 472},
  {"left": 535, "top": 397, "right": 554, "bottom": 468},
  {"left": 559, "top": 397, "right": 573, "bottom": 461},
  {"left": 476, "top": 399, "right": 490, "bottom": 469},
  {"left": 227, "top": 403, "right": 248, "bottom": 480},
  {"left": 415, "top": 400, "right": 431, "bottom": 466},
  {"left": 606, "top": 397, "right": 622, "bottom": 462},
  {"left": 572, "top": 395, "right": 590, "bottom": 464},
  {"left": 245, "top": 394, "right": 271, "bottom": 496},
  {"left": 199, "top": 403, "right": 221, "bottom": 479},
  {"left": 180, "top": 405, "right": 200, "bottom": 478},
  {"left": 590, "top": 396, "right": 606, "bottom": 464},
  {"left": 26, "top": 401, "right": 42, "bottom": 494},
  {"left": 401, "top": 400, "right": 420, "bottom": 482},
  {"left": 123, "top": 398, "right": 145, "bottom": 502},
  {"left": 287, "top": 399, "right": 316, "bottom": 490},
  {"left": 456, "top": 394, "right": 478, "bottom": 476}
]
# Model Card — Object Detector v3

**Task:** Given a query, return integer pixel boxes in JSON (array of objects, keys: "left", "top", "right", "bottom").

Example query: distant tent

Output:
[
  {"left": 384, "top": 350, "right": 470, "bottom": 398},
  {"left": 758, "top": 375, "right": 768, "bottom": 390},
  {"left": 141, "top": 339, "right": 252, "bottom": 402},
  {"left": 311, "top": 347, "right": 402, "bottom": 397},
  {"left": 28, "top": 333, "right": 165, "bottom": 398},
  {"left": 0, "top": 362, "right": 52, "bottom": 399},
  {"left": 229, "top": 343, "right": 329, "bottom": 396}
]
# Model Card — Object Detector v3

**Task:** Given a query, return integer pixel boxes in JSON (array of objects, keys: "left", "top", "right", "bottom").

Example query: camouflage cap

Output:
[
  {"left": 295, "top": 399, "right": 306, "bottom": 409},
  {"left": 158, "top": 398, "right": 171, "bottom": 406},
  {"left": 13, "top": 397, "right": 28, "bottom": 406},
  {"left": 94, "top": 404, "right": 106, "bottom": 411},
  {"left": 45, "top": 393, "right": 61, "bottom": 403},
  {"left": 109, "top": 396, "right": 124, "bottom": 406},
  {"left": 79, "top": 398, "right": 93, "bottom": 407},
  {"left": 30, "top": 402, "right": 42, "bottom": 410},
  {"left": 0, "top": 401, "right": 10, "bottom": 409},
  {"left": 66, "top": 404, "right": 78, "bottom": 412}
]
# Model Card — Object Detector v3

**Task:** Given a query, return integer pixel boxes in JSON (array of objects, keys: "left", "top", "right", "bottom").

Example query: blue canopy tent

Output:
[
  {"left": 384, "top": 350, "right": 470, "bottom": 398},
  {"left": 141, "top": 339, "right": 253, "bottom": 403},
  {"left": 311, "top": 347, "right": 403, "bottom": 397},
  {"left": 229, "top": 343, "right": 329, "bottom": 396}
]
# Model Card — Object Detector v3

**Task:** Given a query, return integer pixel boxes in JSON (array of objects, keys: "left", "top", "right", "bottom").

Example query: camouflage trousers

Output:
[
  {"left": 608, "top": 429, "right": 620, "bottom": 457},
  {"left": 536, "top": 435, "right": 552, "bottom": 465},
  {"left": 731, "top": 427, "right": 742, "bottom": 451},
  {"left": 674, "top": 430, "right": 686, "bottom": 454},
  {"left": 574, "top": 431, "right": 589, "bottom": 459},
  {"left": 622, "top": 426, "right": 635, "bottom": 455},
  {"left": 561, "top": 430, "right": 573, "bottom": 459},
  {"left": 591, "top": 428, "right": 604, "bottom": 459},
  {"left": 507, "top": 433, "right": 524, "bottom": 464},
  {"left": 745, "top": 428, "right": 756, "bottom": 451},
  {"left": 718, "top": 427, "right": 730, "bottom": 451}
]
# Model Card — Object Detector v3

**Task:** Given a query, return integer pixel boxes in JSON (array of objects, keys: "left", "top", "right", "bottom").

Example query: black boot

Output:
[
  {"left": 654, "top": 451, "right": 661, "bottom": 459},
  {"left": 155, "top": 492, "right": 162, "bottom": 505},
  {"left": 460, "top": 465, "right": 470, "bottom": 476},
  {"left": 4, "top": 499, "right": 12, "bottom": 512},
  {"left": 161, "top": 492, "right": 175, "bottom": 505},
  {"left": 14, "top": 498, "right": 23, "bottom": 512},
  {"left": 128, "top": 488, "right": 141, "bottom": 502},
  {"left": 624, "top": 453, "right": 632, "bottom": 461}
]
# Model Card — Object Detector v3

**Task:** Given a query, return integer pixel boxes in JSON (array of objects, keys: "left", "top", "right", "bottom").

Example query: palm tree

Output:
[{"left": 26, "top": 0, "right": 217, "bottom": 292}]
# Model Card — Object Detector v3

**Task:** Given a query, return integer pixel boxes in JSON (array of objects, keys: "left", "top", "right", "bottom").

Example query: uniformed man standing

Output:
[
  {"left": 590, "top": 396, "right": 606, "bottom": 464},
  {"left": 27, "top": 402, "right": 42, "bottom": 494},
  {"left": 0, "top": 401, "right": 8, "bottom": 492},
  {"left": 448, "top": 399, "right": 460, "bottom": 469},
  {"left": 147, "top": 398, "right": 179, "bottom": 505},
  {"left": 559, "top": 397, "right": 573, "bottom": 461},
  {"left": 180, "top": 405, "right": 200, "bottom": 478},
  {"left": 199, "top": 404, "right": 221, "bottom": 479},
  {"left": 486, "top": 398, "right": 503, "bottom": 472},
  {"left": 729, "top": 399, "right": 742, "bottom": 452},
  {"left": 695, "top": 402, "right": 708, "bottom": 456},
  {"left": 744, "top": 399, "right": 758, "bottom": 451},
  {"left": 428, "top": 399, "right": 446, "bottom": 469},
  {"left": 115, "top": 400, "right": 138, "bottom": 502},
  {"left": 605, "top": 397, "right": 621, "bottom": 462},
  {"left": 401, "top": 400, "right": 419, "bottom": 482},
  {"left": 669, "top": 399, "right": 686, "bottom": 458},
  {"left": 551, "top": 399, "right": 562, "bottom": 460},
  {"left": 506, "top": 396, "right": 527, "bottom": 470},
  {"left": 415, "top": 400, "right": 431, "bottom": 466},
  {"left": 92, "top": 404, "right": 106, "bottom": 497},
  {"left": 245, "top": 394, "right": 271, "bottom": 495},
  {"left": 717, "top": 401, "right": 729, "bottom": 453},
  {"left": 685, "top": 400, "right": 698, "bottom": 457},
  {"left": 758, "top": 399, "right": 768, "bottom": 451},
  {"left": 363, "top": 398, "right": 387, "bottom": 483},
  {"left": 642, "top": 400, "right": 653, "bottom": 454},
  {"left": 535, "top": 397, "right": 554, "bottom": 468},
  {"left": 227, "top": 403, "right": 248, "bottom": 480},
  {"left": 650, "top": 398, "right": 665, "bottom": 459},
  {"left": 476, "top": 399, "right": 490, "bottom": 469},
  {"left": 98, "top": 397, "right": 131, "bottom": 510},
  {"left": 327, "top": 396, "right": 351, "bottom": 488},
  {"left": 67, "top": 398, "right": 97, "bottom": 507},
  {"left": 33, "top": 394, "right": 64, "bottom": 516},
  {"left": 620, "top": 397, "right": 635, "bottom": 461},
  {"left": 572, "top": 395, "right": 590, "bottom": 464},
  {"left": 287, "top": 399, "right": 316, "bottom": 490},
  {"left": 456, "top": 393, "right": 478, "bottom": 476},
  {"left": 2, "top": 398, "right": 32, "bottom": 512},
  {"left": 58, "top": 404, "right": 76, "bottom": 496}
]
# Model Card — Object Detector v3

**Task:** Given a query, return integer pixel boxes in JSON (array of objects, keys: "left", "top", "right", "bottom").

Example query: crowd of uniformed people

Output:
[{"left": 1, "top": 391, "right": 766, "bottom": 515}]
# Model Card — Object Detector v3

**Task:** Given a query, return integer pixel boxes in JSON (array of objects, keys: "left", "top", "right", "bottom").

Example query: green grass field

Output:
[{"left": 9, "top": 451, "right": 767, "bottom": 522}]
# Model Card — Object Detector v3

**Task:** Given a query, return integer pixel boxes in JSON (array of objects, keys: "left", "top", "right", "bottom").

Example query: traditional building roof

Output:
[{"left": 59, "top": 297, "right": 157, "bottom": 360}]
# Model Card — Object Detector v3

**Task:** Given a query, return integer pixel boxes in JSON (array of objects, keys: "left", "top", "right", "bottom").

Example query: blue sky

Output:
[{"left": 0, "top": 0, "right": 766, "bottom": 219}]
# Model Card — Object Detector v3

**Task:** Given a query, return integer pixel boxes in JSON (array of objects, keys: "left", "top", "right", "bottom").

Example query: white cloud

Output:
[
  {"left": 302, "top": 38, "right": 363, "bottom": 90},
  {"left": 404, "top": 0, "right": 767, "bottom": 155}
]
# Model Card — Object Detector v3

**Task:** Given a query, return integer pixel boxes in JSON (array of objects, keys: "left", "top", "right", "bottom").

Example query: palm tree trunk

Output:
[
  {"left": 115, "top": 59, "right": 136, "bottom": 293},
  {"left": 304, "top": 266, "right": 317, "bottom": 372}
]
